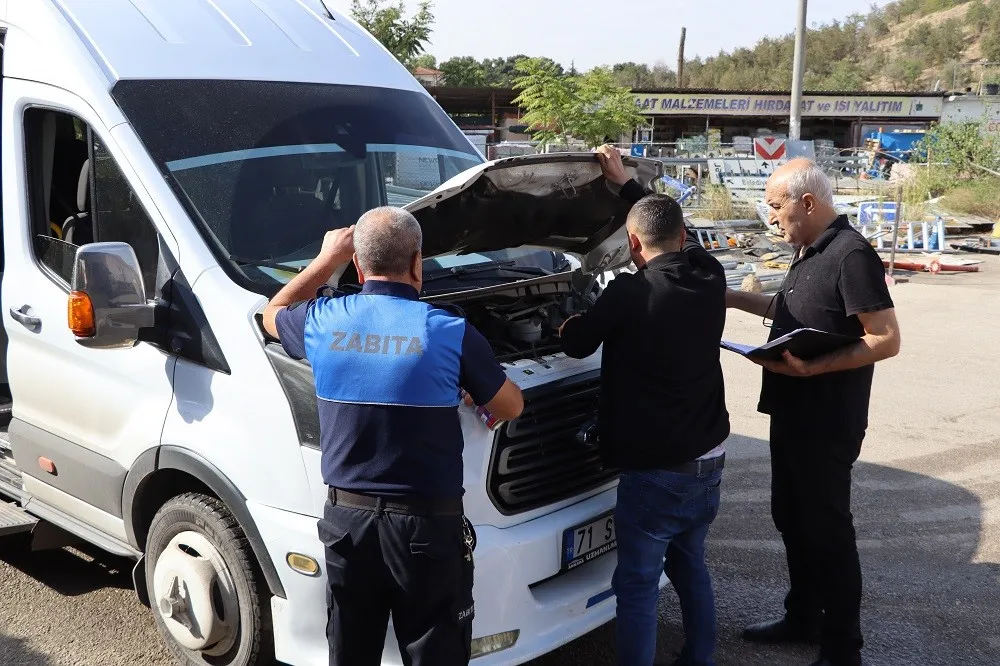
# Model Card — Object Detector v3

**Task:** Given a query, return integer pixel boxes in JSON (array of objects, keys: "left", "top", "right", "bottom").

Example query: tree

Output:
[
  {"left": 573, "top": 68, "right": 650, "bottom": 147},
  {"left": 966, "top": 0, "right": 988, "bottom": 33},
  {"left": 984, "top": 9, "right": 1000, "bottom": 62},
  {"left": 927, "top": 19, "right": 965, "bottom": 65},
  {"left": 512, "top": 59, "right": 647, "bottom": 148},
  {"left": 917, "top": 119, "right": 1000, "bottom": 179},
  {"left": 902, "top": 22, "right": 934, "bottom": 58},
  {"left": 649, "top": 61, "right": 677, "bottom": 87},
  {"left": 439, "top": 56, "right": 486, "bottom": 87},
  {"left": 611, "top": 62, "right": 655, "bottom": 89},
  {"left": 819, "top": 60, "right": 867, "bottom": 91},
  {"left": 410, "top": 54, "right": 437, "bottom": 70},
  {"left": 350, "top": 0, "right": 434, "bottom": 68},
  {"left": 483, "top": 55, "right": 563, "bottom": 87},
  {"left": 941, "top": 59, "right": 975, "bottom": 90},
  {"left": 885, "top": 57, "right": 924, "bottom": 90}
]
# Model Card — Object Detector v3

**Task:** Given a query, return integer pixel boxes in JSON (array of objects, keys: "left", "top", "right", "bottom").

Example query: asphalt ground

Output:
[{"left": 2, "top": 255, "right": 999, "bottom": 666}]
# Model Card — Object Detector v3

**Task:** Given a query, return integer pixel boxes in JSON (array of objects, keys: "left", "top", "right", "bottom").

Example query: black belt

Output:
[
  {"left": 328, "top": 487, "right": 464, "bottom": 517},
  {"left": 669, "top": 452, "right": 726, "bottom": 476}
]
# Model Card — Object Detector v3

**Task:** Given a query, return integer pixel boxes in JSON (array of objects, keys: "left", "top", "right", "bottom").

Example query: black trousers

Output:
[
  {"left": 769, "top": 419, "right": 864, "bottom": 661},
  {"left": 318, "top": 496, "right": 474, "bottom": 666}
]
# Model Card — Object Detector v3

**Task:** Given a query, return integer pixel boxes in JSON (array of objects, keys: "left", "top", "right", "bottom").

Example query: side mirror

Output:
[{"left": 68, "top": 242, "right": 156, "bottom": 349}]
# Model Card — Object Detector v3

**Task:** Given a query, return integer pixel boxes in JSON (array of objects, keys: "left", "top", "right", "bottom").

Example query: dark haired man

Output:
[{"left": 559, "top": 146, "right": 730, "bottom": 666}]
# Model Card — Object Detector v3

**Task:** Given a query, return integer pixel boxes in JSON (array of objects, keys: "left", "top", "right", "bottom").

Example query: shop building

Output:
[{"left": 631, "top": 89, "right": 945, "bottom": 150}]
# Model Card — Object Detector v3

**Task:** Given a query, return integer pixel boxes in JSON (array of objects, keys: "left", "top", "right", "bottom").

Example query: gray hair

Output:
[
  {"left": 353, "top": 207, "right": 423, "bottom": 277},
  {"left": 780, "top": 159, "right": 835, "bottom": 207}
]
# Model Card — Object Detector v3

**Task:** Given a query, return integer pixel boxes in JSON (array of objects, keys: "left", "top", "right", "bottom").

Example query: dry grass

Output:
[
  {"left": 942, "top": 179, "right": 1000, "bottom": 219},
  {"left": 699, "top": 185, "right": 757, "bottom": 221}
]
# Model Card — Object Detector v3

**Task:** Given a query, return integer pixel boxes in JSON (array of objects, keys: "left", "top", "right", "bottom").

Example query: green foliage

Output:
[
  {"left": 350, "top": 0, "right": 434, "bottom": 68},
  {"left": 573, "top": 68, "right": 650, "bottom": 148},
  {"left": 439, "top": 56, "right": 486, "bottom": 87},
  {"left": 512, "top": 59, "right": 647, "bottom": 148},
  {"left": 916, "top": 119, "right": 1000, "bottom": 179},
  {"left": 965, "top": 0, "right": 989, "bottom": 31},
  {"left": 884, "top": 58, "right": 925, "bottom": 90},
  {"left": 983, "top": 5, "right": 1000, "bottom": 61},
  {"left": 667, "top": 1, "right": 985, "bottom": 92},
  {"left": 817, "top": 60, "right": 867, "bottom": 91},
  {"left": 609, "top": 62, "right": 676, "bottom": 89},
  {"left": 941, "top": 59, "right": 977, "bottom": 89},
  {"left": 903, "top": 18, "right": 966, "bottom": 65},
  {"left": 436, "top": 55, "right": 564, "bottom": 88},
  {"left": 410, "top": 54, "right": 437, "bottom": 70},
  {"left": 888, "top": 0, "right": 969, "bottom": 20},
  {"left": 415, "top": 0, "right": 992, "bottom": 94}
]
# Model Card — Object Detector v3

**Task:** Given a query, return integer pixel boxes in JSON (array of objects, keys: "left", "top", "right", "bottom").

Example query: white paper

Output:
[{"left": 720, "top": 340, "right": 758, "bottom": 355}]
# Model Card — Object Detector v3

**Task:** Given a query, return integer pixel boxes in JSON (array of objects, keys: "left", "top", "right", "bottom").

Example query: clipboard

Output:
[{"left": 721, "top": 328, "right": 859, "bottom": 362}]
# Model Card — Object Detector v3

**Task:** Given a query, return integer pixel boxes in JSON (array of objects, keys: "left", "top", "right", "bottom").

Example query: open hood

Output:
[{"left": 404, "top": 153, "right": 664, "bottom": 274}]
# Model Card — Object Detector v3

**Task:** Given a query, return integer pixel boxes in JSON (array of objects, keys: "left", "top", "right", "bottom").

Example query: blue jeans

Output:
[{"left": 612, "top": 467, "right": 723, "bottom": 666}]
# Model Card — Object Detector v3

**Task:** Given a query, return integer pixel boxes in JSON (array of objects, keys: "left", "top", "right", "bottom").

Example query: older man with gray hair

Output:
[
  {"left": 263, "top": 207, "right": 523, "bottom": 666},
  {"left": 728, "top": 159, "right": 901, "bottom": 666}
]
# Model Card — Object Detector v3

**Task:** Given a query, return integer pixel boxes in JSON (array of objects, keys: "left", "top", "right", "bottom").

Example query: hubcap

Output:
[{"left": 152, "top": 531, "right": 239, "bottom": 655}]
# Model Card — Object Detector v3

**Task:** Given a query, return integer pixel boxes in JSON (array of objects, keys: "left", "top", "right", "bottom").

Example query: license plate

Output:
[{"left": 562, "top": 511, "right": 616, "bottom": 571}]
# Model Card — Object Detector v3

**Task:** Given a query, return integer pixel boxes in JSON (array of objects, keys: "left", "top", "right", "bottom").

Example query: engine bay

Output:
[{"left": 452, "top": 274, "right": 601, "bottom": 363}]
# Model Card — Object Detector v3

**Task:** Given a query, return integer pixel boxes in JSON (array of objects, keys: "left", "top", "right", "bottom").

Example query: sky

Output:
[{"left": 328, "top": 0, "right": 893, "bottom": 70}]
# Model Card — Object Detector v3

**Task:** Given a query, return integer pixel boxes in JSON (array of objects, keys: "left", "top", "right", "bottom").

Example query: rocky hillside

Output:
[{"left": 680, "top": 0, "right": 1000, "bottom": 92}]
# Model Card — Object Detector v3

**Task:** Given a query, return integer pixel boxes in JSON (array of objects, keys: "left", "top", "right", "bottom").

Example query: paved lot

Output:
[{"left": 2, "top": 256, "right": 999, "bottom": 666}]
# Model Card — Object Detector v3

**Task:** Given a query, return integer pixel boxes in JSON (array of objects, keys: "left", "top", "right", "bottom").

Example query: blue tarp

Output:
[{"left": 866, "top": 130, "right": 925, "bottom": 161}]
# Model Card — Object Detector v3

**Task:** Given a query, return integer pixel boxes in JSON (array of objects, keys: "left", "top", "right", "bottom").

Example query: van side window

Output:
[
  {"left": 24, "top": 109, "right": 160, "bottom": 297},
  {"left": 92, "top": 136, "right": 160, "bottom": 298},
  {"left": 24, "top": 109, "right": 91, "bottom": 285}
]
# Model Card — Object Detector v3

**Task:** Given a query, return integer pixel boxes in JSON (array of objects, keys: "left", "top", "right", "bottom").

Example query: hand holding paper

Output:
[
  {"left": 752, "top": 350, "right": 814, "bottom": 377},
  {"left": 721, "top": 328, "right": 859, "bottom": 364}
]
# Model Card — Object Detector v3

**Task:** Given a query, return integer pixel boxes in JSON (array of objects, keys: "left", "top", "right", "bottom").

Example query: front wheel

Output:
[{"left": 145, "top": 493, "right": 273, "bottom": 666}]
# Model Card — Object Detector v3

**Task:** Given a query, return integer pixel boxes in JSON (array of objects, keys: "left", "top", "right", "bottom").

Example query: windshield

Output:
[{"left": 112, "top": 79, "right": 518, "bottom": 294}]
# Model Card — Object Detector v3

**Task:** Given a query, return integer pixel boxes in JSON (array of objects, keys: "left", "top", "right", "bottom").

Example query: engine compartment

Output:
[{"left": 455, "top": 275, "right": 600, "bottom": 363}]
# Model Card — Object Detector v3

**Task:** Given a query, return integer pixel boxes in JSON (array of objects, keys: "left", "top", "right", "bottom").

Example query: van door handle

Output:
[{"left": 10, "top": 306, "right": 42, "bottom": 331}]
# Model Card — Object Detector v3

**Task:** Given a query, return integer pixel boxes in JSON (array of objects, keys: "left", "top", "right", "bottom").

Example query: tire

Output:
[{"left": 145, "top": 493, "right": 274, "bottom": 666}]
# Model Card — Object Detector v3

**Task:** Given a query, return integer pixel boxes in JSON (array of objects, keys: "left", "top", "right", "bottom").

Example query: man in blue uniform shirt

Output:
[{"left": 262, "top": 207, "right": 524, "bottom": 666}]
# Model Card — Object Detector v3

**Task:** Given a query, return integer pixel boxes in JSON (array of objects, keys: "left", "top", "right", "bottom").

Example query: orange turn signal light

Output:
[{"left": 68, "top": 291, "right": 95, "bottom": 337}]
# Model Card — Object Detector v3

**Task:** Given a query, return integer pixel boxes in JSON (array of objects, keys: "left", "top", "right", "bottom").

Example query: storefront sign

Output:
[{"left": 634, "top": 93, "right": 942, "bottom": 118}]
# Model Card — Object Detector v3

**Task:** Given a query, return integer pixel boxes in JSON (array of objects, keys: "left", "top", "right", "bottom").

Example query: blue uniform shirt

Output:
[{"left": 275, "top": 280, "right": 508, "bottom": 498}]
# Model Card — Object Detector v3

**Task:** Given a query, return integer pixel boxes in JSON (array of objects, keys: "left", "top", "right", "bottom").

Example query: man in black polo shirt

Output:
[
  {"left": 728, "top": 158, "right": 901, "bottom": 666},
  {"left": 262, "top": 208, "right": 523, "bottom": 665},
  {"left": 560, "top": 146, "right": 730, "bottom": 666}
]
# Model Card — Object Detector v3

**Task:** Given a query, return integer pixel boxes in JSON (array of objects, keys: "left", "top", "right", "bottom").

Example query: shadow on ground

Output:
[
  {"left": 0, "top": 532, "right": 134, "bottom": 597},
  {"left": 0, "top": 634, "right": 53, "bottom": 665},
  {"left": 528, "top": 434, "right": 1000, "bottom": 666},
  {"left": 0, "top": 435, "right": 996, "bottom": 666}
]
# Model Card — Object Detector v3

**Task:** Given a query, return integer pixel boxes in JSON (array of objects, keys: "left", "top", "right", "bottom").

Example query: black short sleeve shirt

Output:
[{"left": 758, "top": 216, "right": 894, "bottom": 437}]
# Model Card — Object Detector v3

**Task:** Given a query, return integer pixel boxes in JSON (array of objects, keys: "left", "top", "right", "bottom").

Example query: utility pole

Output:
[
  {"left": 677, "top": 27, "right": 686, "bottom": 89},
  {"left": 789, "top": 0, "right": 808, "bottom": 140}
]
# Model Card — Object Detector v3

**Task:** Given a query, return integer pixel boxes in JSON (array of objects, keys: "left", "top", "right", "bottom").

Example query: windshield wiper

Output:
[
  {"left": 230, "top": 255, "right": 305, "bottom": 274},
  {"left": 423, "top": 261, "right": 550, "bottom": 283}
]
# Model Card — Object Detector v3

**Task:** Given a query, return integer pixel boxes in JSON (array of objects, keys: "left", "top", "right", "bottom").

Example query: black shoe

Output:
[{"left": 742, "top": 616, "right": 821, "bottom": 645}]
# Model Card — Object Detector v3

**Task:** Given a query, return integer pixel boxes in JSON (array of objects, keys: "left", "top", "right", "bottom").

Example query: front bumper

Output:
[{"left": 251, "top": 489, "right": 667, "bottom": 666}]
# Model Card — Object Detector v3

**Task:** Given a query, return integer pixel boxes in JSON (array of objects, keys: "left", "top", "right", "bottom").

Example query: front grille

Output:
[{"left": 486, "top": 372, "right": 618, "bottom": 515}]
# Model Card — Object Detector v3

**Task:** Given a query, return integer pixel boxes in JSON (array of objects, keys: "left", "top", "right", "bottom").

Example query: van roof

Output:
[{"left": 36, "top": 0, "right": 422, "bottom": 91}]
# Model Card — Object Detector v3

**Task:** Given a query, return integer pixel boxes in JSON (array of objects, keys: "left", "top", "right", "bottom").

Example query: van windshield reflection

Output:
[{"left": 165, "top": 143, "right": 481, "bottom": 285}]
